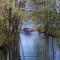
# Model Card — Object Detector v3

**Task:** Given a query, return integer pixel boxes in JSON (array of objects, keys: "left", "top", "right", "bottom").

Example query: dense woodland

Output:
[{"left": 0, "top": 0, "right": 60, "bottom": 60}]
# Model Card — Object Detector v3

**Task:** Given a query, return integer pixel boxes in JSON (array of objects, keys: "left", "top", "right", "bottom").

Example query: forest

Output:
[{"left": 0, "top": 0, "right": 60, "bottom": 60}]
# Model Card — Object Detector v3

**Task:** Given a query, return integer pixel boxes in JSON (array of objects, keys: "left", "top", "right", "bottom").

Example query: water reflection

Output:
[{"left": 19, "top": 30, "right": 60, "bottom": 60}]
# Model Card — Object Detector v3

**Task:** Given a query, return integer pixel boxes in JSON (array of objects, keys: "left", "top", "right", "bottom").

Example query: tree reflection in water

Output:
[{"left": 20, "top": 30, "right": 60, "bottom": 60}]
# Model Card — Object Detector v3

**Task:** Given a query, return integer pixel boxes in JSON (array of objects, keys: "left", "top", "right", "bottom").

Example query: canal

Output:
[{"left": 19, "top": 21, "right": 60, "bottom": 60}]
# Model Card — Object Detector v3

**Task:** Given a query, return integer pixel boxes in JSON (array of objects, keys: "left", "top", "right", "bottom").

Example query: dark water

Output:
[{"left": 19, "top": 30, "right": 60, "bottom": 60}]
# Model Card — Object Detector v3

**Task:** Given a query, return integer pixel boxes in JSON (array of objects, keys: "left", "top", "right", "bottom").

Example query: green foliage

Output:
[{"left": 30, "top": 1, "right": 60, "bottom": 37}]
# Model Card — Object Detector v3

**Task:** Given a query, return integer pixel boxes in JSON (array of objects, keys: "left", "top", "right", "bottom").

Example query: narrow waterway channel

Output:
[
  {"left": 19, "top": 21, "right": 60, "bottom": 60},
  {"left": 19, "top": 1, "right": 60, "bottom": 60},
  {"left": 20, "top": 32, "right": 60, "bottom": 60}
]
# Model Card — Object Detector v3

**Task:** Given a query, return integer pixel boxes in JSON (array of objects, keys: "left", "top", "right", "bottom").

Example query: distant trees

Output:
[
  {"left": 30, "top": 1, "right": 60, "bottom": 60},
  {"left": 30, "top": 0, "right": 60, "bottom": 37}
]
